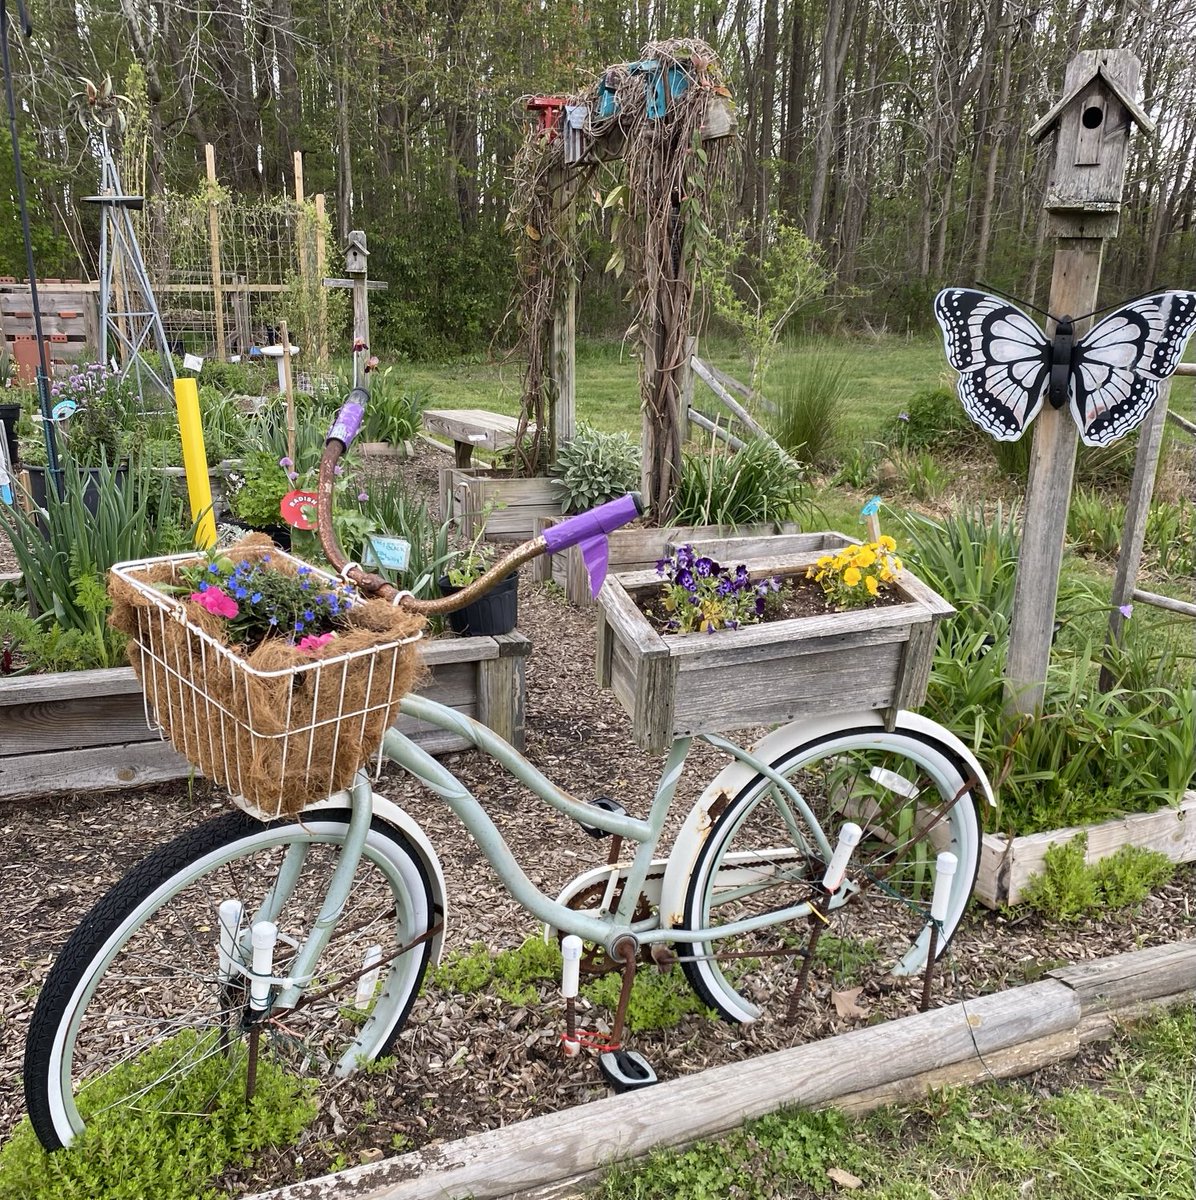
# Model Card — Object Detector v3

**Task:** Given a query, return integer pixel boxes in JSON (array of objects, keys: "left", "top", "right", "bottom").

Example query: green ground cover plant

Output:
[{"left": 592, "top": 1008, "right": 1194, "bottom": 1200}]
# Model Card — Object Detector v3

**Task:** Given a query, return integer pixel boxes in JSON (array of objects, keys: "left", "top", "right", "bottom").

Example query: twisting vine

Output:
[{"left": 506, "top": 38, "right": 734, "bottom": 515}]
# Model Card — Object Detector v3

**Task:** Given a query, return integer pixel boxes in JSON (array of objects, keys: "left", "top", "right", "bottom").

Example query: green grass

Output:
[{"left": 592, "top": 1007, "right": 1194, "bottom": 1199}]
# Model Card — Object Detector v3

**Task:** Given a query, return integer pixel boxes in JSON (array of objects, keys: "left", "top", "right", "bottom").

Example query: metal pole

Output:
[{"left": 0, "top": 0, "right": 62, "bottom": 493}]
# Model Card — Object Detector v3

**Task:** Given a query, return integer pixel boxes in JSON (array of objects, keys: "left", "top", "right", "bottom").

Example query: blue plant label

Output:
[
  {"left": 861, "top": 495, "right": 881, "bottom": 517},
  {"left": 363, "top": 536, "right": 411, "bottom": 571},
  {"left": 52, "top": 399, "right": 77, "bottom": 421}
]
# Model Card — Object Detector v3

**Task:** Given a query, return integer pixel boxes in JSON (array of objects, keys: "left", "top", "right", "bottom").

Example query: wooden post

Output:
[
  {"left": 293, "top": 151, "right": 305, "bottom": 205},
  {"left": 204, "top": 145, "right": 227, "bottom": 362},
  {"left": 1005, "top": 50, "right": 1149, "bottom": 714},
  {"left": 279, "top": 319, "right": 297, "bottom": 468},
  {"left": 346, "top": 231, "right": 370, "bottom": 391},
  {"left": 314, "top": 194, "right": 329, "bottom": 363},
  {"left": 549, "top": 275, "right": 576, "bottom": 462},
  {"left": 232, "top": 276, "right": 252, "bottom": 356},
  {"left": 677, "top": 335, "right": 696, "bottom": 445}
]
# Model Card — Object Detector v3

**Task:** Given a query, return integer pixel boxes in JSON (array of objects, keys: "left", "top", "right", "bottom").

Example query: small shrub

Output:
[
  {"left": 890, "top": 448, "right": 950, "bottom": 501},
  {"left": 1023, "top": 834, "right": 1176, "bottom": 921},
  {"left": 581, "top": 965, "right": 717, "bottom": 1032},
  {"left": 832, "top": 443, "right": 883, "bottom": 489},
  {"left": 551, "top": 423, "right": 641, "bottom": 514},
  {"left": 1068, "top": 487, "right": 1124, "bottom": 559},
  {"left": 674, "top": 437, "right": 806, "bottom": 527},
  {"left": 885, "top": 385, "right": 972, "bottom": 452}
]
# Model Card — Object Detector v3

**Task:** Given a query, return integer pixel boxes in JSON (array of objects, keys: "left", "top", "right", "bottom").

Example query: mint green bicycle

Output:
[{"left": 24, "top": 393, "right": 992, "bottom": 1151}]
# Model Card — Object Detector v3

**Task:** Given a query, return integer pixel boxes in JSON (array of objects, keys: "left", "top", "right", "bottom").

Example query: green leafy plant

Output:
[
  {"left": 889, "top": 448, "right": 951, "bottom": 501},
  {"left": 0, "top": 1030, "right": 315, "bottom": 1200},
  {"left": 50, "top": 365, "right": 141, "bottom": 466},
  {"left": 652, "top": 544, "right": 780, "bottom": 633},
  {"left": 551, "top": 423, "right": 641, "bottom": 514},
  {"left": 581, "top": 964, "right": 717, "bottom": 1033},
  {"left": 1022, "top": 833, "right": 1176, "bottom": 921},
  {"left": 358, "top": 368, "right": 430, "bottom": 446},
  {"left": 357, "top": 477, "right": 455, "bottom": 600},
  {"left": 885, "top": 385, "right": 974, "bottom": 452},
  {"left": 226, "top": 449, "right": 292, "bottom": 529},
  {"left": 767, "top": 351, "right": 848, "bottom": 468},
  {"left": 674, "top": 437, "right": 805, "bottom": 528}
]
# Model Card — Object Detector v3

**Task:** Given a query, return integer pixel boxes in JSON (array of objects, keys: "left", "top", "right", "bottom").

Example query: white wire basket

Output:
[{"left": 110, "top": 545, "right": 423, "bottom": 821}]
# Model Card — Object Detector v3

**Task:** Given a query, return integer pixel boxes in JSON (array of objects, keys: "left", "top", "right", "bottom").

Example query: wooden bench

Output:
[{"left": 422, "top": 408, "right": 531, "bottom": 468}]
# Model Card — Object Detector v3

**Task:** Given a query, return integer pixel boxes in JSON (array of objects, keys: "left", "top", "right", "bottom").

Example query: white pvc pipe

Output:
[
  {"left": 930, "top": 852, "right": 959, "bottom": 924},
  {"left": 250, "top": 920, "right": 278, "bottom": 1012},
  {"left": 217, "top": 899, "right": 243, "bottom": 984},
  {"left": 822, "top": 822, "right": 863, "bottom": 892},
  {"left": 355, "top": 944, "right": 384, "bottom": 1010},
  {"left": 561, "top": 935, "right": 582, "bottom": 999}
]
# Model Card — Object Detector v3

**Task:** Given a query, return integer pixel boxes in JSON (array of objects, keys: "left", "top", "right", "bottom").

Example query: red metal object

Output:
[
  {"left": 526, "top": 95, "right": 567, "bottom": 137},
  {"left": 280, "top": 489, "right": 320, "bottom": 530}
]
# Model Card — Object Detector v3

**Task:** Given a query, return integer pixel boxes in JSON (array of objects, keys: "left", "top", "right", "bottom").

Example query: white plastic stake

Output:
[
  {"left": 250, "top": 920, "right": 278, "bottom": 1012},
  {"left": 821, "top": 822, "right": 863, "bottom": 892},
  {"left": 354, "top": 944, "right": 383, "bottom": 1010},
  {"left": 217, "top": 899, "right": 244, "bottom": 984},
  {"left": 561, "top": 935, "right": 582, "bottom": 999},
  {"left": 930, "top": 851, "right": 959, "bottom": 924}
]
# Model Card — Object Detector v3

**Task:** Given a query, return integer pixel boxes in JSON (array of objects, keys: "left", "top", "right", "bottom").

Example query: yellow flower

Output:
[
  {"left": 854, "top": 547, "right": 877, "bottom": 569},
  {"left": 891, "top": 557, "right": 903, "bottom": 573},
  {"left": 843, "top": 566, "right": 861, "bottom": 587},
  {"left": 865, "top": 575, "right": 879, "bottom": 596},
  {"left": 816, "top": 555, "right": 833, "bottom": 568},
  {"left": 879, "top": 535, "right": 897, "bottom": 551}
]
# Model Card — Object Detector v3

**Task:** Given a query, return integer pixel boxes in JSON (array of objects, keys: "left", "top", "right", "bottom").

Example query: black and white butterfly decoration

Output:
[{"left": 933, "top": 287, "right": 1196, "bottom": 448}]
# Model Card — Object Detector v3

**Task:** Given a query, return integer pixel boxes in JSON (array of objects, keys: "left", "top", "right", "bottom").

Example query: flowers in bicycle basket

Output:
[
  {"left": 655, "top": 545, "right": 781, "bottom": 634},
  {"left": 807, "top": 537, "right": 902, "bottom": 611},
  {"left": 179, "top": 555, "right": 356, "bottom": 652}
]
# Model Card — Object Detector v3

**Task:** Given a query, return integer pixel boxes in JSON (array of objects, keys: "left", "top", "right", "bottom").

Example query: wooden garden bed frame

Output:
[
  {"left": 245, "top": 939, "right": 1196, "bottom": 1200},
  {"left": 974, "top": 789, "right": 1196, "bottom": 908},
  {"left": 440, "top": 467, "right": 566, "bottom": 542},
  {"left": 0, "top": 632, "right": 530, "bottom": 801}
]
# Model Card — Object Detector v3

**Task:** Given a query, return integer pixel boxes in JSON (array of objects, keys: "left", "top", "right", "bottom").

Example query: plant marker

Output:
[
  {"left": 821, "top": 822, "right": 863, "bottom": 892},
  {"left": 354, "top": 944, "right": 383, "bottom": 1010},
  {"left": 561, "top": 934, "right": 582, "bottom": 1057},
  {"left": 174, "top": 377, "right": 217, "bottom": 549},
  {"left": 920, "top": 851, "right": 958, "bottom": 1012},
  {"left": 217, "top": 899, "right": 243, "bottom": 984},
  {"left": 861, "top": 495, "right": 882, "bottom": 544}
]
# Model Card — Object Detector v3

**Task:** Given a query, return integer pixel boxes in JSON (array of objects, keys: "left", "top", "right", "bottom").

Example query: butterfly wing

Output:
[
  {"left": 933, "top": 288, "right": 1051, "bottom": 441},
  {"left": 1071, "top": 291, "right": 1196, "bottom": 447}
]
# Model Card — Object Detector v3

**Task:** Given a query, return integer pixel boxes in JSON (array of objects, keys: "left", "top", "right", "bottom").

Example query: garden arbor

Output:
[{"left": 509, "top": 39, "right": 735, "bottom": 523}]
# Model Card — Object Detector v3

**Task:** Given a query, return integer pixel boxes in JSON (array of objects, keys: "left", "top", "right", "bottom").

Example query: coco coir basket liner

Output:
[{"left": 109, "top": 535, "right": 425, "bottom": 819}]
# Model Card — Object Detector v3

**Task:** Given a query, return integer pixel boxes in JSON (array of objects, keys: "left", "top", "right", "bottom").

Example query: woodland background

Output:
[{"left": 3, "top": 0, "right": 1195, "bottom": 359}]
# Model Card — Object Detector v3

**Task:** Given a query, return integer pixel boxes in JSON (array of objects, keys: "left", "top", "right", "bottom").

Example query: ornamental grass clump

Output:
[
  {"left": 807, "top": 537, "right": 902, "bottom": 610},
  {"left": 656, "top": 544, "right": 780, "bottom": 634}
]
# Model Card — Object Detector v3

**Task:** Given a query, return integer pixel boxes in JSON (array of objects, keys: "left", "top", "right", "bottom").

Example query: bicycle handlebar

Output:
[{"left": 318, "top": 394, "right": 643, "bottom": 614}]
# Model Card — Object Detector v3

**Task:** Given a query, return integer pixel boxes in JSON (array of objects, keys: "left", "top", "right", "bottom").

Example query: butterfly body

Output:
[{"left": 934, "top": 288, "right": 1196, "bottom": 447}]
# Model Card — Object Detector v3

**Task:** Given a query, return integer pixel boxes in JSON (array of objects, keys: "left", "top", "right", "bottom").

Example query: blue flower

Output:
[
  {"left": 268, "top": 615, "right": 279, "bottom": 626},
  {"left": 754, "top": 596, "right": 766, "bottom": 615},
  {"left": 300, "top": 581, "right": 310, "bottom": 590},
  {"left": 235, "top": 587, "right": 248, "bottom": 599},
  {"left": 208, "top": 563, "right": 219, "bottom": 574},
  {"left": 198, "top": 581, "right": 209, "bottom": 592},
  {"left": 295, "top": 621, "right": 305, "bottom": 633},
  {"left": 676, "top": 568, "right": 695, "bottom": 592},
  {"left": 297, "top": 566, "right": 310, "bottom": 576},
  {"left": 250, "top": 591, "right": 262, "bottom": 604},
  {"left": 304, "top": 609, "right": 314, "bottom": 621},
  {"left": 735, "top": 564, "right": 749, "bottom": 583},
  {"left": 695, "top": 557, "right": 714, "bottom": 577}
]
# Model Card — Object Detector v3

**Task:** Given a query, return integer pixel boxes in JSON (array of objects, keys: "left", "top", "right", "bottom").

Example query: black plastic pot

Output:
[
  {"left": 438, "top": 570, "right": 519, "bottom": 636},
  {"left": 0, "top": 403, "right": 18, "bottom": 469},
  {"left": 25, "top": 464, "right": 128, "bottom": 517}
]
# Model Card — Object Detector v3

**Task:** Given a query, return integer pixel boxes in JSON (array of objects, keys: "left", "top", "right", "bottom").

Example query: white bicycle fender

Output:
[
  {"left": 659, "top": 711, "right": 994, "bottom": 932},
  {"left": 304, "top": 789, "right": 449, "bottom": 966}
]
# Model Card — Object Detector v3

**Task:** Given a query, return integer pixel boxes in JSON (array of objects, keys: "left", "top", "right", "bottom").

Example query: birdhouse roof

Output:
[
  {"left": 345, "top": 231, "right": 369, "bottom": 253},
  {"left": 1029, "top": 62, "right": 1155, "bottom": 141}
]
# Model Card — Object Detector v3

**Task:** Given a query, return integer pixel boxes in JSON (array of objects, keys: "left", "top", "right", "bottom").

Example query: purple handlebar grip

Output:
[
  {"left": 542, "top": 493, "right": 644, "bottom": 554},
  {"left": 327, "top": 388, "right": 369, "bottom": 449}
]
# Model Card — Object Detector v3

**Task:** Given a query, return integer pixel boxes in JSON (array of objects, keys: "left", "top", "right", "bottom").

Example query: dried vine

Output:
[{"left": 507, "top": 38, "right": 734, "bottom": 512}]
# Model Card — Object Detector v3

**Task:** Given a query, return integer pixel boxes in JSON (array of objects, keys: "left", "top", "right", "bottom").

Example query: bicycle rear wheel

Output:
[
  {"left": 24, "top": 808, "right": 437, "bottom": 1151},
  {"left": 679, "top": 725, "right": 982, "bottom": 1023}
]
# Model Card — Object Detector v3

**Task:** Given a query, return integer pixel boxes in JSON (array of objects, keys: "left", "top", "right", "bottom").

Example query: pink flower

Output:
[
  {"left": 353, "top": 337, "right": 367, "bottom": 352},
  {"left": 190, "top": 588, "right": 239, "bottom": 619},
  {"left": 296, "top": 632, "right": 337, "bottom": 655},
  {"left": 365, "top": 355, "right": 379, "bottom": 373}
]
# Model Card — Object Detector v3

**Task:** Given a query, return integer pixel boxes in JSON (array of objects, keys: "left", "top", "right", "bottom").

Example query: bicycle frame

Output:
[{"left": 350, "top": 693, "right": 842, "bottom": 955}]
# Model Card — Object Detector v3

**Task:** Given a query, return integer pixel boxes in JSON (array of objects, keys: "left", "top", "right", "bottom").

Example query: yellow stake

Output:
[{"left": 174, "top": 377, "right": 217, "bottom": 549}]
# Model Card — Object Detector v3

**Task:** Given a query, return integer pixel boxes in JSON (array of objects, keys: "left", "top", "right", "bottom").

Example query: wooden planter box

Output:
[
  {"left": 441, "top": 467, "right": 565, "bottom": 542},
  {"left": 0, "top": 632, "right": 530, "bottom": 801},
  {"left": 531, "top": 519, "right": 797, "bottom": 606},
  {"left": 596, "top": 533, "right": 954, "bottom": 753},
  {"left": 974, "top": 790, "right": 1196, "bottom": 908}
]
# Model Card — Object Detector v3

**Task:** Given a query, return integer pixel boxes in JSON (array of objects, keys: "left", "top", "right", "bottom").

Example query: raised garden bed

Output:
[
  {"left": 0, "top": 632, "right": 530, "bottom": 801},
  {"left": 596, "top": 532, "right": 954, "bottom": 753},
  {"left": 974, "top": 790, "right": 1196, "bottom": 908},
  {"left": 441, "top": 467, "right": 565, "bottom": 542}
]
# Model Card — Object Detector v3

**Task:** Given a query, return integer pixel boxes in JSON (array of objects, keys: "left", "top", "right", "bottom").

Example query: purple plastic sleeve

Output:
[
  {"left": 327, "top": 388, "right": 368, "bottom": 449},
  {"left": 542, "top": 493, "right": 643, "bottom": 554}
]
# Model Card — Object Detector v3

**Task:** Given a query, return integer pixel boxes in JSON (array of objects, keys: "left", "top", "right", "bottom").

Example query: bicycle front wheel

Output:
[
  {"left": 24, "top": 808, "right": 437, "bottom": 1151},
  {"left": 679, "top": 725, "right": 982, "bottom": 1023}
]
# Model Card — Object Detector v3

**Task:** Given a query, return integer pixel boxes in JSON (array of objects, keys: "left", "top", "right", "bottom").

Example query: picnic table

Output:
[{"left": 422, "top": 408, "right": 532, "bottom": 467}]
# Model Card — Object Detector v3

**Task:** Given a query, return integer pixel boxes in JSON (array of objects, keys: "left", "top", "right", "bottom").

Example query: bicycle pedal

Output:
[
  {"left": 598, "top": 1049, "right": 657, "bottom": 1093},
  {"left": 578, "top": 796, "right": 627, "bottom": 839}
]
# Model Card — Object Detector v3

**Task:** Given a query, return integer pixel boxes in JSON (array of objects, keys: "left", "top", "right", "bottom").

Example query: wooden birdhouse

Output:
[
  {"left": 345, "top": 230, "right": 369, "bottom": 275},
  {"left": 1029, "top": 49, "right": 1154, "bottom": 237}
]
